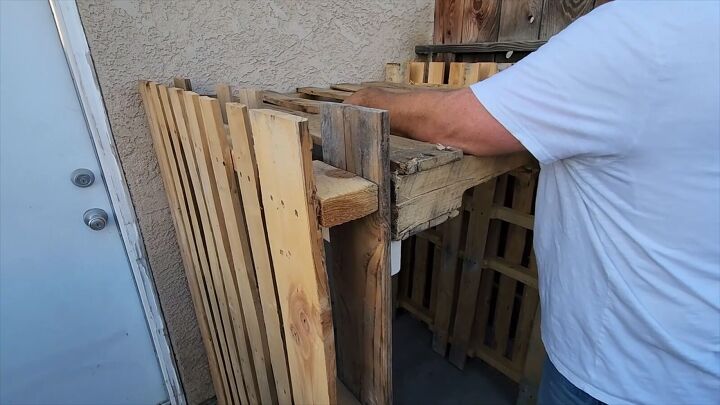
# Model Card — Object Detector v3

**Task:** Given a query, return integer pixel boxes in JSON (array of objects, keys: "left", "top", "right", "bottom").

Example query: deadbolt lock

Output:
[
  {"left": 71, "top": 168, "right": 95, "bottom": 187},
  {"left": 83, "top": 208, "right": 108, "bottom": 231}
]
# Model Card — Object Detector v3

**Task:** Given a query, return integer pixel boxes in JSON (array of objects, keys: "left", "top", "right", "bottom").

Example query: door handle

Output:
[{"left": 83, "top": 208, "right": 108, "bottom": 231}]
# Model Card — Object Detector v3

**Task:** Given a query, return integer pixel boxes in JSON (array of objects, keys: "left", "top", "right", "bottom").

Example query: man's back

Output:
[{"left": 470, "top": 1, "right": 719, "bottom": 402}]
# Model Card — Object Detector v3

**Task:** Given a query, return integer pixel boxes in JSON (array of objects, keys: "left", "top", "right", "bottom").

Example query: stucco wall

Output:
[{"left": 76, "top": 1, "right": 433, "bottom": 403}]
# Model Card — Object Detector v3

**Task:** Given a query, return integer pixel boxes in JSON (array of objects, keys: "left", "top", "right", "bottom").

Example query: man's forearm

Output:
[{"left": 344, "top": 87, "right": 522, "bottom": 156}]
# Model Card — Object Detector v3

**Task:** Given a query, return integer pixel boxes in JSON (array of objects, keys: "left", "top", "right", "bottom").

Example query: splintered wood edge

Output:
[{"left": 313, "top": 160, "right": 379, "bottom": 227}]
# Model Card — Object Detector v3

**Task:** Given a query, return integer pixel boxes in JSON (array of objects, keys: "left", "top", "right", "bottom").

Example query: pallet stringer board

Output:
[{"left": 321, "top": 103, "right": 392, "bottom": 405}]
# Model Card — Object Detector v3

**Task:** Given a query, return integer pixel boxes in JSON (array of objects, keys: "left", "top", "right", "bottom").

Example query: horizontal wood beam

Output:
[
  {"left": 313, "top": 160, "right": 378, "bottom": 227},
  {"left": 415, "top": 40, "right": 546, "bottom": 54}
]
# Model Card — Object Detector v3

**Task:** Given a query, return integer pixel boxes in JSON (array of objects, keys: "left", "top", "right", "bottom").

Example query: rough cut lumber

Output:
[
  {"left": 431, "top": 215, "right": 463, "bottom": 355},
  {"left": 384, "top": 63, "right": 405, "bottom": 83},
  {"left": 408, "top": 61, "right": 427, "bottom": 84},
  {"left": 322, "top": 104, "right": 392, "bottom": 405},
  {"left": 226, "top": 102, "right": 293, "bottom": 405},
  {"left": 313, "top": 160, "right": 379, "bottom": 227},
  {"left": 200, "top": 96, "right": 275, "bottom": 405},
  {"left": 138, "top": 81, "right": 230, "bottom": 405},
  {"left": 498, "top": 0, "right": 543, "bottom": 40},
  {"left": 460, "top": 0, "right": 500, "bottom": 43},
  {"left": 250, "top": 109, "right": 337, "bottom": 405},
  {"left": 415, "top": 40, "right": 546, "bottom": 54},
  {"left": 392, "top": 152, "right": 533, "bottom": 239},
  {"left": 261, "top": 91, "right": 328, "bottom": 114},
  {"left": 427, "top": 62, "right": 446, "bottom": 84}
]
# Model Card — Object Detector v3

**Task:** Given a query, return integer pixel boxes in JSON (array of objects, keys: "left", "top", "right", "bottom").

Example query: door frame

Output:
[{"left": 47, "top": 1, "right": 185, "bottom": 404}]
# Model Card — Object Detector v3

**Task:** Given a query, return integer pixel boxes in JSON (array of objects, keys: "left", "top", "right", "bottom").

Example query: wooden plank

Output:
[
  {"left": 469, "top": 175, "right": 507, "bottom": 354},
  {"left": 434, "top": 0, "right": 448, "bottom": 44},
  {"left": 431, "top": 214, "right": 463, "bottom": 355},
  {"left": 516, "top": 306, "right": 545, "bottom": 405},
  {"left": 408, "top": 61, "right": 427, "bottom": 84},
  {"left": 461, "top": 0, "right": 500, "bottom": 43},
  {"left": 392, "top": 153, "right": 533, "bottom": 239},
  {"left": 474, "top": 345, "right": 523, "bottom": 382},
  {"left": 448, "top": 62, "right": 466, "bottom": 87},
  {"left": 389, "top": 136, "right": 462, "bottom": 175},
  {"left": 182, "top": 90, "right": 253, "bottom": 404},
  {"left": 250, "top": 109, "right": 337, "bottom": 405},
  {"left": 159, "top": 84, "right": 250, "bottom": 404},
  {"left": 411, "top": 236, "right": 430, "bottom": 307},
  {"left": 497, "top": 0, "right": 542, "bottom": 40},
  {"left": 321, "top": 104, "right": 391, "bottom": 405},
  {"left": 429, "top": 240, "right": 442, "bottom": 317},
  {"left": 492, "top": 205, "right": 534, "bottom": 230},
  {"left": 139, "top": 81, "right": 230, "bottom": 405},
  {"left": 464, "top": 62, "right": 499, "bottom": 84},
  {"left": 297, "top": 87, "right": 352, "bottom": 101},
  {"left": 415, "top": 40, "right": 546, "bottom": 54},
  {"left": 173, "top": 77, "right": 192, "bottom": 91},
  {"left": 215, "top": 84, "right": 232, "bottom": 124},
  {"left": 539, "top": 0, "right": 594, "bottom": 39},
  {"left": 427, "top": 62, "right": 446, "bottom": 85},
  {"left": 226, "top": 103, "right": 293, "bottom": 405},
  {"left": 200, "top": 97, "right": 275, "bottom": 405},
  {"left": 398, "top": 238, "right": 414, "bottom": 302},
  {"left": 492, "top": 172, "right": 535, "bottom": 358},
  {"left": 313, "top": 160, "right": 379, "bottom": 227},
  {"left": 384, "top": 63, "right": 405, "bottom": 83},
  {"left": 261, "top": 91, "right": 327, "bottom": 114},
  {"left": 443, "top": 0, "right": 465, "bottom": 44},
  {"left": 448, "top": 179, "right": 496, "bottom": 369},
  {"left": 510, "top": 253, "right": 540, "bottom": 366},
  {"left": 236, "top": 89, "right": 263, "bottom": 109},
  {"left": 166, "top": 88, "right": 238, "bottom": 404}
]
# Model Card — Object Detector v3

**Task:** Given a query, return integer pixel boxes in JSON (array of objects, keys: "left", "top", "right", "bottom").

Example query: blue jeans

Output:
[{"left": 537, "top": 359, "right": 606, "bottom": 405}]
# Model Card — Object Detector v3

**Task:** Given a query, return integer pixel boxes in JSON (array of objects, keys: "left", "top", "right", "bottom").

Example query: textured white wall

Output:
[{"left": 77, "top": 1, "right": 433, "bottom": 402}]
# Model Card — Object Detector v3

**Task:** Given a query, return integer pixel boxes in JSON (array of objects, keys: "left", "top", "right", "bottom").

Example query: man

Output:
[{"left": 345, "top": 2, "right": 719, "bottom": 404}]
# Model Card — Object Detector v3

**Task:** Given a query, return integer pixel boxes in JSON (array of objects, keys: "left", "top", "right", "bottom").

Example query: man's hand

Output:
[{"left": 341, "top": 87, "right": 523, "bottom": 156}]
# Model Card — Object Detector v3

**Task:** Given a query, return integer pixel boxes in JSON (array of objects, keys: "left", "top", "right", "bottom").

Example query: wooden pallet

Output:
[{"left": 397, "top": 168, "right": 542, "bottom": 386}]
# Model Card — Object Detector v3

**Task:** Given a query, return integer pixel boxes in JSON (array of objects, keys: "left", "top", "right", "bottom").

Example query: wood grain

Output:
[
  {"left": 322, "top": 104, "right": 391, "bottom": 405},
  {"left": 251, "top": 109, "right": 337, "bottom": 405},
  {"left": 539, "top": 0, "right": 594, "bottom": 39},
  {"left": 314, "top": 160, "right": 379, "bottom": 227},
  {"left": 461, "top": 0, "right": 500, "bottom": 43},
  {"left": 498, "top": 0, "right": 542, "bottom": 40}
]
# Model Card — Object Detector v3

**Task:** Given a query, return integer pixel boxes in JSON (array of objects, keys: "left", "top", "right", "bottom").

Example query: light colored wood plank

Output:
[
  {"left": 408, "top": 61, "right": 427, "bottom": 84},
  {"left": 226, "top": 103, "right": 293, "bottom": 405},
  {"left": 448, "top": 62, "right": 466, "bottom": 87},
  {"left": 448, "top": 179, "right": 497, "bottom": 369},
  {"left": 492, "top": 205, "right": 534, "bottom": 230},
  {"left": 200, "top": 97, "right": 275, "bottom": 405},
  {"left": 139, "top": 81, "right": 229, "bottom": 405},
  {"left": 384, "top": 63, "right": 404, "bottom": 83},
  {"left": 321, "top": 104, "right": 391, "bottom": 405},
  {"left": 160, "top": 84, "right": 250, "bottom": 404},
  {"left": 236, "top": 89, "right": 263, "bottom": 109},
  {"left": 250, "top": 109, "right": 337, "bottom": 405},
  {"left": 427, "top": 62, "right": 446, "bottom": 85},
  {"left": 173, "top": 77, "right": 192, "bottom": 91},
  {"left": 166, "top": 87, "right": 239, "bottom": 404},
  {"left": 313, "top": 160, "right": 379, "bottom": 227},
  {"left": 215, "top": 84, "right": 232, "bottom": 124},
  {"left": 464, "top": 62, "right": 499, "bottom": 84},
  {"left": 184, "top": 90, "right": 257, "bottom": 404},
  {"left": 261, "top": 91, "right": 325, "bottom": 114}
]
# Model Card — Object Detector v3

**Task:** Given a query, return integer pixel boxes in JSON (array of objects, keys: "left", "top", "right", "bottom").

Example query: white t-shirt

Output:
[{"left": 471, "top": 1, "right": 719, "bottom": 403}]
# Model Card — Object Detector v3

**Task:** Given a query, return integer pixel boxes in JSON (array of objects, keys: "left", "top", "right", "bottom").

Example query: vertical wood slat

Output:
[
  {"left": 227, "top": 103, "right": 293, "bottom": 405},
  {"left": 160, "top": 84, "right": 251, "bottom": 405},
  {"left": 461, "top": 0, "right": 500, "bottom": 43},
  {"left": 183, "top": 90, "right": 253, "bottom": 404},
  {"left": 431, "top": 215, "right": 464, "bottom": 355},
  {"left": 385, "top": 63, "right": 405, "bottom": 83},
  {"left": 427, "top": 62, "right": 446, "bottom": 85},
  {"left": 497, "top": 0, "right": 542, "bottom": 40},
  {"left": 444, "top": 0, "right": 465, "bottom": 44},
  {"left": 166, "top": 87, "right": 237, "bottom": 405},
  {"left": 251, "top": 109, "right": 337, "bottom": 405},
  {"left": 200, "top": 97, "right": 277, "bottom": 405},
  {"left": 408, "top": 62, "right": 427, "bottom": 84},
  {"left": 447, "top": 179, "right": 497, "bottom": 369},
  {"left": 215, "top": 84, "right": 232, "bottom": 124},
  {"left": 539, "top": 0, "right": 595, "bottom": 39},
  {"left": 492, "top": 172, "right": 535, "bottom": 358},
  {"left": 322, "top": 104, "right": 392, "bottom": 405},
  {"left": 138, "top": 81, "right": 230, "bottom": 405}
]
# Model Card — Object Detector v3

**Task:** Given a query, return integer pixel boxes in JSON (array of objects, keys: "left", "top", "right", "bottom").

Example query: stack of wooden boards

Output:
[{"left": 139, "top": 60, "right": 537, "bottom": 405}]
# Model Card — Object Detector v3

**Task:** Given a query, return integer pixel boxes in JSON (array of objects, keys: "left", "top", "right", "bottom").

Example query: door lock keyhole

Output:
[
  {"left": 83, "top": 208, "right": 108, "bottom": 231},
  {"left": 71, "top": 168, "right": 95, "bottom": 187}
]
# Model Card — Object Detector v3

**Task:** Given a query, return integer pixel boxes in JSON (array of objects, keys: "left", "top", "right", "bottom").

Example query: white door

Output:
[{"left": 0, "top": 2, "right": 170, "bottom": 404}]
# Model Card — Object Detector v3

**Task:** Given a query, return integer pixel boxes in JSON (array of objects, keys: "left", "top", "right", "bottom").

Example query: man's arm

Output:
[{"left": 343, "top": 87, "right": 524, "bottom": 156}]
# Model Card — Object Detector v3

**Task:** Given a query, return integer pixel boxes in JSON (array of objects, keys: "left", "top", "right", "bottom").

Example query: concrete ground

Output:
[{"left": 393, "top": 312, "right": 518, "bottom": 405}]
